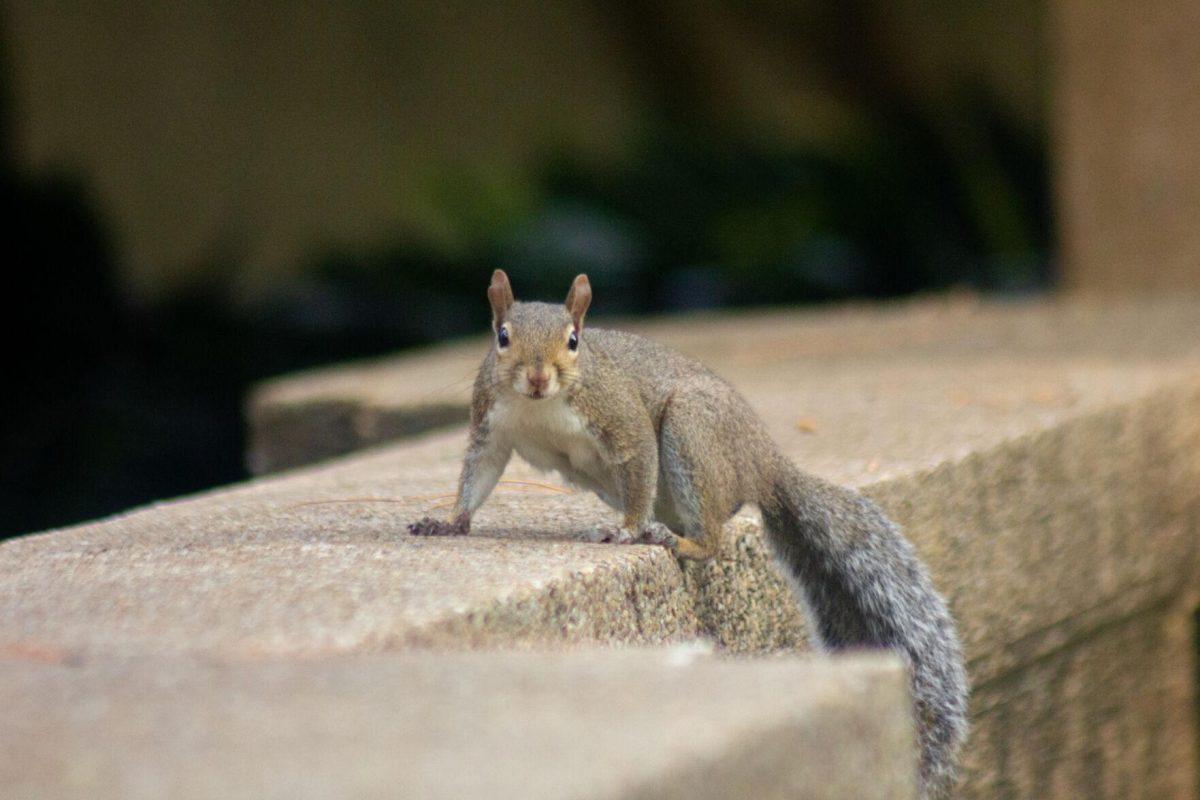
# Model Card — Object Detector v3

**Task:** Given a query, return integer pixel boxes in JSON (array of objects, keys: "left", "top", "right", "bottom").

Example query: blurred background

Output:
[{"left": 1, "top": 1, "right": 1182, "bottom": 537}]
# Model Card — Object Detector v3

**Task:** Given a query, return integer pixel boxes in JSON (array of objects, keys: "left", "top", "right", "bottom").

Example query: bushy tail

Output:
[{"left": 758, "top": 457, "right": 968, "bottom": 798}]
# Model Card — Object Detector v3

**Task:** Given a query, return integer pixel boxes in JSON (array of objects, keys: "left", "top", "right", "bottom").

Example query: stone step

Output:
[
  {"left": 4, "top": 295, "right": 1200, "bottom": 798},
  {"left": 246, "top": 294, "right": 1200, "bottom": 473},
  {"left": 0, "top": 649, "right": 915, "bottom": 800}
]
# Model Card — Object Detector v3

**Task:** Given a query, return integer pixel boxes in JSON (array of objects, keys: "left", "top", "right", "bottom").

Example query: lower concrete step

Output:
[{"left": 0, "top": 649, "right": 914, "bottom": 800}]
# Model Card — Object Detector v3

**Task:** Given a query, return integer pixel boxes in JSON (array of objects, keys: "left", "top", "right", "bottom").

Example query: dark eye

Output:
[
  {"left": 497, "top": 327, "right": 510, "bottom": 348},
  {"left": 567, "top": 330, "right": 579, "bottom": 351}
]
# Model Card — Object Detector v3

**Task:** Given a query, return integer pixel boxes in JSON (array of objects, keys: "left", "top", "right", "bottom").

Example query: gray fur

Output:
[
  {"left": 410, "top": 274, "right": 968, "bottom": 798},
  {"left": 760, "top": 461, "right": 968, "bottom": 797}
]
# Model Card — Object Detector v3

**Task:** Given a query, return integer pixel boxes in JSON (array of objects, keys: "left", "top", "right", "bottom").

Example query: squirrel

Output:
[{"left": 409, "top": 270, "right": 968, "bottom": 797}]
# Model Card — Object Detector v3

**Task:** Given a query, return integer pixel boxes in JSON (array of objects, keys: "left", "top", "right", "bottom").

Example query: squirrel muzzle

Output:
[{"left": 522, "top": 365, "right": 556, "bottom": 399}]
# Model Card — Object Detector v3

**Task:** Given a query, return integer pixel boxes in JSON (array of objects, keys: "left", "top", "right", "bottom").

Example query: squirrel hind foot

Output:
[
  {"left": 638, "top": 522, "right": 717, "bottom": 561},
  {"left": 636, "top": 521, "right": 676, "bottom": 548}
]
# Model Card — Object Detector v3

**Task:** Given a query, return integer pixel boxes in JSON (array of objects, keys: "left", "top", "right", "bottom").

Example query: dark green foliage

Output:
[{"left": 318, "top": 90, "right": 1050, "bottom": 318}]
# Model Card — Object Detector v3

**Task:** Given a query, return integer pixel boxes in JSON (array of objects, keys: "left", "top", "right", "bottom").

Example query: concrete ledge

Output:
[
  {"left": 0, "top": 650, "right": 914, "bottom": 800},
  {"left": 246, "top": 295, "right": 1200, "bottom": 473},
  {"left": 5, "top": 296, "right": 1200, "bottom": 797}
]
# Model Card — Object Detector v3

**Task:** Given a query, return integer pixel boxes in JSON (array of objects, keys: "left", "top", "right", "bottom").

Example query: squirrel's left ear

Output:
[{"left": 565, "top": 274, "right": 591, "bottom": 330}]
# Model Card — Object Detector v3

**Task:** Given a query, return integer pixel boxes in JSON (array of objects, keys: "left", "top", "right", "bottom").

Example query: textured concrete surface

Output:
[
  {"left": 962, "top": 601, "right": 1196, "bottom": 799},
  {"left": 14, "top": 300, "right": 1200, "bottom": 663},
  {"left": 5, "top": 296, "right": 1200, "bottom": 798},
  {"left": 0, "top": 650, "right": 915, "bottom": 800}
]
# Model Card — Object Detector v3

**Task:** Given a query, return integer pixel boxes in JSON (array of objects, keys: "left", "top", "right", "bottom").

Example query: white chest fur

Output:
[{"left": 487, "top": 394, "right": 617, "bottom": 503}]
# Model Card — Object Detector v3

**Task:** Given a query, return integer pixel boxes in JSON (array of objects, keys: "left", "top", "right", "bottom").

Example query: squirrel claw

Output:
[
  {"left": 408, "top": 515, "right": 469, "bottom": 537},
  {"left": 582, "top": 525, "right": 635, "bottom": 545},
  {"left": 583, "top": 522, "right": 678, "bottom": 550}
]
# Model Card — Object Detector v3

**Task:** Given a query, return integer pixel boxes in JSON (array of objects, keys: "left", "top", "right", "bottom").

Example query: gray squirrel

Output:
[{"left": 410, "top": 271, "right": 968, "bottom": 797}]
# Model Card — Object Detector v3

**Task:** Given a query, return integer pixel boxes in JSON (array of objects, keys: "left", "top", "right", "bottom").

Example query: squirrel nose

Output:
[{"left": 527, "top": 369, "right": 550, "bottom": 391}]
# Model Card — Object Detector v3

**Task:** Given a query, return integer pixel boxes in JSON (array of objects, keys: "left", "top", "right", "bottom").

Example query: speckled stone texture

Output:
[
  {"left": 5, "top": 296, "right": 1200, "bottom": 798},
  {"left": 962, "top": 602, "right": 1196, "bottom": 799},
  {"left": 0, "top": 650, "right": 916, "bottom": 800}
]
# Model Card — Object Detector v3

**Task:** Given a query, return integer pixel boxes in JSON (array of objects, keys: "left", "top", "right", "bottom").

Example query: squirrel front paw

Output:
[
  {"left": 582, "top": 522, "right": 678, "bottom": 551},
  {"left": 408, "top": 514, "right": 470, "bottom": 537},
  {"left": 582, "top": 524, "right": 636, "bottom": 545},
  {"left": 635, "top": 522, "right": 679, "bottom": 550}
]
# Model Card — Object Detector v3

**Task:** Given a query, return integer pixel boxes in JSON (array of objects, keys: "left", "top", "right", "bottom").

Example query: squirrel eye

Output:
[
  {"left": 567, "top": 330, "right": 579, "bottom": 351},
  {"left": 497, "top": 327, "right": 510, "bottom": 348}
]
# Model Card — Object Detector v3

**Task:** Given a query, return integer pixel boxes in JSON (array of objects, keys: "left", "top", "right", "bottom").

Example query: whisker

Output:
[{"left": 419, "top": 367, "right": 480, "bottom": 399}]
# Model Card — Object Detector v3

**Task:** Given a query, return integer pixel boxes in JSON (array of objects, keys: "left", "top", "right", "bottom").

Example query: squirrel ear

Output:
[
  {"left": 565, "top": 274, "right": 592, "bottom": 330},
  {"left": 488, "top": 269, "right": 515, "bottom": 326}
]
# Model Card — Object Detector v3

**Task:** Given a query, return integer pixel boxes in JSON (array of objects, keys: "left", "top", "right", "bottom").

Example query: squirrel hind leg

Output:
[{"left": 656, "top": 404, "right": 736, "bottom": 561}]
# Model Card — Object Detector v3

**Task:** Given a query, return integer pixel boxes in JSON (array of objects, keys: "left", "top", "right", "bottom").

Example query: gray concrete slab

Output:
[
  {"left": 6, "top": 298, "right": 1199, "bottom": 667},
  {"left": 4, "top": 296, "right": 1200, "bottom": 798},
  {"left": 0, "top": 649, "right": 914, "bottom": 800}
]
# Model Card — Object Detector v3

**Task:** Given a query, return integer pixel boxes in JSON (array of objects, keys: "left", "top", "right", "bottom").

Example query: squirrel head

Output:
[{"left": 487, "top": 269, "right": 591, "bottom": 400}]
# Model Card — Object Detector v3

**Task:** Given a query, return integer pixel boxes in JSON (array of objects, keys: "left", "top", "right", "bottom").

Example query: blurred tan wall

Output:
[
  {"left": 6, "top": 1, "right": 1046, "bottom": 301},
  {"left": 1052, "top": 0, "right": 1200, "bottom": 293},
  {"left": 7, "top": 1, "right": 642, "bottom": 300}
]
